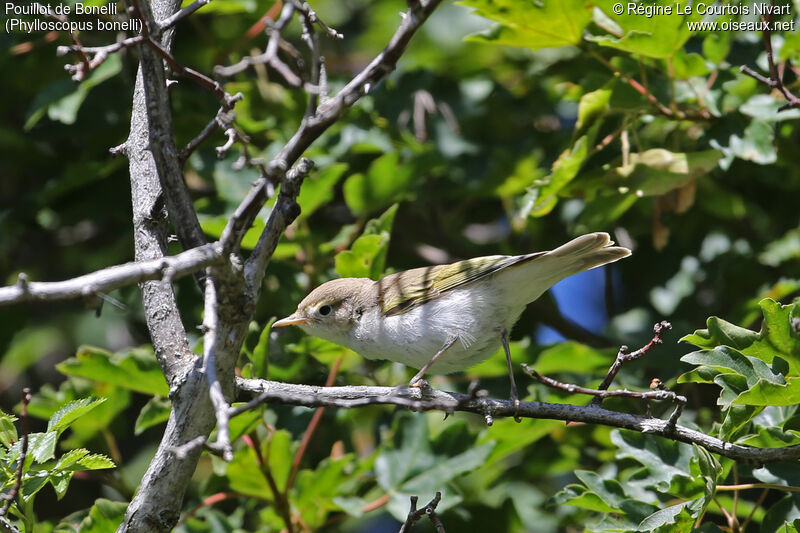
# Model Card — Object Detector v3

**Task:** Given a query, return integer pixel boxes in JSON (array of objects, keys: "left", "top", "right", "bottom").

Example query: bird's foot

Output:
[
  {"left": 408, "top": 378, "right": 429, "bottom": 390},
  {"left": 511, "top": 394, "right": 521, "bottom": 423}
]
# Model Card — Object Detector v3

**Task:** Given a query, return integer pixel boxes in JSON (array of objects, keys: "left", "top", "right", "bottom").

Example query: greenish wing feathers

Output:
[{"left": 379, "top": 252, "right": 544, "bottom": 317}]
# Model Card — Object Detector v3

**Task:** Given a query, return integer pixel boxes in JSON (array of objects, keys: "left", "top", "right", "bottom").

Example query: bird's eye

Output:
[{"left": 319, "top": 304, "right": 332, "bottom": 316}]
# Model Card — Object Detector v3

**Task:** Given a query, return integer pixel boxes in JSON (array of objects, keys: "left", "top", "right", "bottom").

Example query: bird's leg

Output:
[
  {"left": 501, "top": 328, "right": 521, "bottom": 423},
  {"left": 409, "top": 337, "right": 458, "bottom": 386}
]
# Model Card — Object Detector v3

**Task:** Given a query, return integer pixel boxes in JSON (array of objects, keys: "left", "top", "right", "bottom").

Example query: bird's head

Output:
[{"left": 272, "top": 277, "right": 374, "bottom": 345}]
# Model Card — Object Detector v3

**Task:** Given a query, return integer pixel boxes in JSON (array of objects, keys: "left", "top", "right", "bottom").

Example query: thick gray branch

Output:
[
  {"left": 131, "top": 0, "right": 207, "bottom": 253},
  {"left": 236, "top": 378, "right": 800, "bottom": 464},
  {"left": 0, "top": 243, "right": 221, "bottom": 306}
]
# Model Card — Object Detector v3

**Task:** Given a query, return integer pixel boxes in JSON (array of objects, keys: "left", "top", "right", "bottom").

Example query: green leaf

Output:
[
  {"left": 760, "top": 228, "right": 800, "bottom": 267},
  {"left": 552, "top": 483, "right": 620, "bottom": 513},
  {"left": 265, "top": 429, "right": 293, "bottom": 493},
  {"left": 712, "top": 119, "right": 776, "bottom": 167},
  {"left": 611, "top": 430, "right": 694, "bottom": 490},
  {"left": 334, "top": 205, "right": 397, "bottom": 279},
  {"left": 681, "top": 299, "right": 800, "bottom": 374},
  {"left": 576, "top": 86, "right": 612, "bottom": 136},
  {"left": 461, "top": 0, "right": 593, "bottom": 50},
  {"left": 71, "top": 498, "right": 127, "bottom": 533},
  {"left": 227, "top": 405, "right": 263, "bottom": 443},
  {"left": 753, "top": 462, "right": 800, "bottom": 487},
  {"left": 76, "top": 454, "right": 115, "bottom": 470},
  {"left": 334, "top": 234, "right": 388, "bottom": 280},
  {"left": 375, "top": 413, "right": 434, "bottom": 491},
  {"left": 523, "top": 127, "right": 598, "bottom": 218},
  {"left": 590, "top": 0, "right": 698, "bottom": 58},
  {"left": 296, "top": 163, "right": 348, "bottom": 222},
  {"left": 343, "top": 153, "right": 413, "bottom": 216},
  {"left": 0, "top": 411, "right": 18, "bottom": 449},
  {"left": 29, "top": 431, "right": 57, "bottom": 463},
  {"left": 24, "top": 55, "right": 123, "bottom": 129},
  {"left": 637, "top": 502, "right": 692, "bottom": 531},
  {"left": 572, "top": 470, "right": 627, "bottom": 510},
  {"left": 735, "top": 377, "right": 800, "bottom": 406},
  {"left": 400, "top": 441, "right": 494, "bottom": 494},
  {"left": 226, "top": 446, "right": 272, "bottom": 499},
  {"left": 760, "top": 494, "right": 800, "bottom": 533},
  {"left": 671, "top": 50, "right": 710, "bottom": 79},
  {"left": 702, "top": 32, "right": 732, "bottom": 65},
  {"left": 134, "top": 396, "right": 171, "bottom": 435},
  {"left": 293, "top": 455, "right": 359, "bottom": 528},
  {"left": 50, "top": 471, "right": 74, "bottom": 500},
  {"left": 47, "top": 397, "right": 106, "bottom": 436},
  {"left": 252, "top": 318, "right": 274, "bottom": 379},
  {"left": 740, "top": 95, "right": 800, "bottom": 123},
  {"left": 57, "top": 346, "right": 169, "bottom": 396},
  {"left": 740, "top": 426, "right": 800, "bottom": 448}
]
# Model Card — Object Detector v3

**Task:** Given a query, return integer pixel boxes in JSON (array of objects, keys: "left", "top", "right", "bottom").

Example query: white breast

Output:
[{"left": 347, "top": 282, "right": 524, "bottom": 374}]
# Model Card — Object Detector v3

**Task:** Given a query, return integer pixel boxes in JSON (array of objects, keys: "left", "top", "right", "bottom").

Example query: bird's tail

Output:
[{"left": 502, "top": 232, "right": 631, "bottom": 306}]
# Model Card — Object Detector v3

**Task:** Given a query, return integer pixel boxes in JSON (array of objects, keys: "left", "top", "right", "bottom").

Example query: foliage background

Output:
[{"left": 1, "top": 0, "right": 800, "bottom": 531}]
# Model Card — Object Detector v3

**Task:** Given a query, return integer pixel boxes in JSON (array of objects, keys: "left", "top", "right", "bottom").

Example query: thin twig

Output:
[
  {"left": 398, "top": 492, "right": 445, "bottom": 533},
  {"left": 739, "top": 24, "right": 800, "bottom": 111},
  {"left": 159, "top": 0, "right": 212, "bottom": 31},
  {"left": 0, "top": 389, "right": 32, "bottom": 518},
  {"left": 291, "top": 0, "right": 343, "bottom": 40},
  {"left": 522, "top": 364, "right": 686, "bottom": 405},
  {"left": 214, "top": 3, "right": 300, "bottom": 83},
  {"left": 591, "top": 321, "right": 672, "bottom": 406}
]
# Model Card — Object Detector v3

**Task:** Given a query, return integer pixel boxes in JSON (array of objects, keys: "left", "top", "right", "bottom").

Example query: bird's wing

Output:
[{"left": 378, "top": 253, "right": 544, "bottom": 316}]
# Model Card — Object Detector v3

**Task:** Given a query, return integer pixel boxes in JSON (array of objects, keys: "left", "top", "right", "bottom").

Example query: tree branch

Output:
[
  {"left": 0, "top": 243, "right": 221, "bottom": 306},
  {"left": 235, "top": 378, "right": 800, "bottom": 464}
]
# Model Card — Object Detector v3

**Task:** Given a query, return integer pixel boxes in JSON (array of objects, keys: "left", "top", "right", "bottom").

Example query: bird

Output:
[{"left": 273, "top": 232, "right": 630, "bottom": 418}]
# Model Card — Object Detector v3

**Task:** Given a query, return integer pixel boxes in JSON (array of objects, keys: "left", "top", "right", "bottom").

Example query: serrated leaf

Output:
[
  {"left": 590, "top": 0, "right": 698, "bottom": 58},
  {"left": 55, "top": 448, "right": 89, "bottom": 470},
  {"left": 0, "top": 411, "right": 18, "bottom": 449},
  {"left": 461, "top": 0, "right": 592, "bottom": 50},
  {"left": 29, "top": 431, "right": 57, "bottom": 463},
  {"left": 77, "top": 454, "right": 115, "bottom": 470},
  {"left": 47, "top": 397, "right": 106, "bottom": 435}
]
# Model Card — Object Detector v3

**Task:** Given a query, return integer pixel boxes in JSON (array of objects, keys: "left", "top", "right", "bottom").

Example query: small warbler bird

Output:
[{"left": 274, "top": 232, "right": 630, "bottom": 416}]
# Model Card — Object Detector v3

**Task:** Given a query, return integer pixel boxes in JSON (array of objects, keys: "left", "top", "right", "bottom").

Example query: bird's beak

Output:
[{"left": 272, "top": 314, "right": 308, "bottom": 328}]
